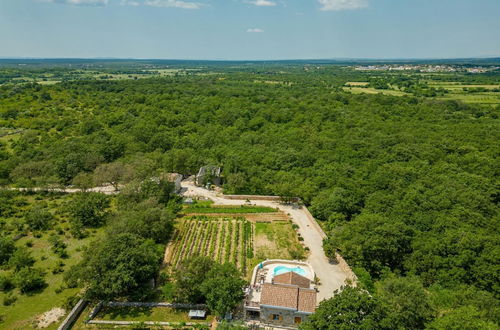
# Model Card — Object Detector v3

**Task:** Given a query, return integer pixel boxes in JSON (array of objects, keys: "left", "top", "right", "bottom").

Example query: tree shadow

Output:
[{"left": 104, "top": 306, "right": 154, "bottom": 320}]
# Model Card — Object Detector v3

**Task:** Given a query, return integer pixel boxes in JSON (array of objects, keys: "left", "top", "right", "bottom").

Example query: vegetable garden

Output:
[{"left": 167, "top": 216, "right": 254, "bottom": 274}]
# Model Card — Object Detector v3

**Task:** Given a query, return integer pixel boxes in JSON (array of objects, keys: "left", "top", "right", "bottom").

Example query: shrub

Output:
[
  {"left": 48, "top": 235, "right": 68, "bottom": 258},
  {"left": 9, "top": 247, "right": 35, "bottom": 271},
  {"left": 14, "top": 268, "right": 46, "bottom": 294},
  {"left": 63, "top": 295, "right": 81, "bottom": 310},
  {"left": 25, "top": 205, "right": 54, "bottom": 231},
  {"left": 0, "top": 274, "right": 14, "bottom": 292},
  {"left": 2, "top": 293, "right": 17, "bottom": 306},
  {"left": 0, "top": 236, "right": 16, "bottom": 265}
]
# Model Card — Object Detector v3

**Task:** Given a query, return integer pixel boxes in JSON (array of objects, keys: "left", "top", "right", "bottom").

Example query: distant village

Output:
[{"left": 353, "top": 64, "right": 499, "bottom": 73}]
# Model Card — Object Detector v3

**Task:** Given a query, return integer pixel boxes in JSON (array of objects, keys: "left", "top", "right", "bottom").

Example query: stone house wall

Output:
[{"left": 260, "top": 306, "right": 310, "bottom": 327}]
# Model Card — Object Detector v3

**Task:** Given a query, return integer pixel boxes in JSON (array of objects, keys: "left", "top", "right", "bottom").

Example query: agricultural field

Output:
[
  {"left": 166, "top": 217, "right": 254, "bottom": 274},
  {"left": 165, "top": 213, "right": 307, "bottom": 277},
  {"left": 343, "top": 86, "right": 408, "bottom": 96},
  {"left": 183, "top": 205, "right": 278, "bottom": 214}
]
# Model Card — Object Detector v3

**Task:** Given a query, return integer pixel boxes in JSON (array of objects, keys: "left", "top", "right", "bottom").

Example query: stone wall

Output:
[
  {"left": 260, "top": 306, "right": 310, "bottom": 327},
  {"left": 57, "top": 299, "right": 87, "bottom": 330}
]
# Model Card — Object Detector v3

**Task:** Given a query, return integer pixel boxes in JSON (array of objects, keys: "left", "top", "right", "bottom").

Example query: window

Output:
[
  {"left": 294, "top": 316, "right": 302, "bottom": 324},
  {"left": 272, "top": 314, "right": 280, "bottom": 320}
]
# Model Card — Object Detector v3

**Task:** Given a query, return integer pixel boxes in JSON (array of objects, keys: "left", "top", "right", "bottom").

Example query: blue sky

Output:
[{"left": 0, "top": 0, "right": 499, "bottom": 60}]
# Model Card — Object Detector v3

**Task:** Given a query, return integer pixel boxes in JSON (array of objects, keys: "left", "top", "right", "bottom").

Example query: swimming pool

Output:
[{"left": 273, "top": 265, "right": 307, "bottom": 277}]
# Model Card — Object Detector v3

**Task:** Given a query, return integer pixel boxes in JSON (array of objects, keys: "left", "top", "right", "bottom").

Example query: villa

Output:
[{"left": 244, "top": 260, "right": 317, "bottom": 327}]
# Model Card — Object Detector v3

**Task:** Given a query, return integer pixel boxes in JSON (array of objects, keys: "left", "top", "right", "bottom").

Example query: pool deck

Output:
[
  {"left": 260, "top": 263, "right": 313, "bottom": 284},
  {"left": 246, "top": 259, "right": 316, "bottom": 309}
]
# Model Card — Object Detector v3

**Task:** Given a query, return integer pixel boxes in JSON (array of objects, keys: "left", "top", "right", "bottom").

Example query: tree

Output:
[
  {"left": 376, "top": 275, "right": 434, "bottom": 329},
  {"left": 200, "top": 263, "right": 246, "bottom": 318},
  {"left": 310, "top": 188, "right": 362, "bottom": 221},
  {"left": 71, "top": 172, "right": 95, "bottom": 191},
  {"left": 14, "top": 268, "right": 46, "bottom": 294},
  {"left": 329, "top": 213, "right": 413, "bottom": 276},
  {"left": 66, "top": 192, "right": 110, "bottom": 229},
  {"left": 9, "top": 247, "right": 35, "bottom": 271},
  {"left": 173, "top": 256, "right": 214, "bottom": 303},
  {"left": 24, "top": 205, "right": 54, "bottom": 231},
  {"left": 426, "top": 306, "right": 498, "bottom": 330},
  {"left": 65, "top": 233, "right": 161, "bottom": 301},
  {"left": 300, "top": 286, "right": 389, "bottom": 330},
  {"left": 93, "top": 162, "right": 134, "bottom": 190},
  {"left": 108, "top": 199, "right": 175, "bottom": 244},
  {"left": 0, "top": 236, "right": 15, "bottom": 265}
]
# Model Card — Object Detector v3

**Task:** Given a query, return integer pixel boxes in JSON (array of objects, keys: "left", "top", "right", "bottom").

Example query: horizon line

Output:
[{"left": 0, "top": 56, "right": 499, "bottom": 62}]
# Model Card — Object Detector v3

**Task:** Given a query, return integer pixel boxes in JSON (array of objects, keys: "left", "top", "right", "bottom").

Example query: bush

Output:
[
  {"left": 8, "top": 247, "right": 35, "bottom": 271},
  {"left": 14, "top": 268, "right": 46, "bottom": 294},
  {"left": 63, "top": 294, "right": 81, "bottom": 310},
  {"left": 0, "top": 236, "right": 16, "bottom": 265},
  {"left": 52, "top": 261, "right": 65, "bottom": 274},
  {"left": 48, "top": 235, "right": 68, "bottom": 258},
  {"left": 0, "top": 274, "right": 14, "bottom": 292},
  {"left": 25, "top": 205, "right": 54, "bottom": 231},
  {"left": 2, "top": 293, "right": 17, "bottom": 306}
]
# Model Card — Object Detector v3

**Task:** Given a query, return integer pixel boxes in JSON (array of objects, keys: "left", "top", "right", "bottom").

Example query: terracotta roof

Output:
[
  {"left": 297, "top": 289, "right": 317, "bottom": 313},
  {"left": 273, "top": 271, "right": 311, "bottom": 289},
  {"left": 260, "top": 283, "right": 298, "bottom": 310},
  {"left": 260, "top": 283, "right": 316, "bottom": 313}
]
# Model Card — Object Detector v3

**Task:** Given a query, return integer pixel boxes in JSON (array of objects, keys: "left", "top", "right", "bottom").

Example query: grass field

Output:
[
  {"left": 345, "top": 82, "right": 369, "bottom": 87},
  {"left": 0, "top": 193, "right": 107, "bottom": 330},
  {"left": 343, "top": 84, "right": 500, "bottom": 104},
  {"left": 343, "top": 86, "right": 408, "bottom": 96},
  {"left": 95, "top": 306, "right": 214, "bottom": 323}
]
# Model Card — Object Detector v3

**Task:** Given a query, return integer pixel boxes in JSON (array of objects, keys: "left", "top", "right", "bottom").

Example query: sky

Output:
[{"left": 0, "top": 0, "right": 499, "bottom": 60}]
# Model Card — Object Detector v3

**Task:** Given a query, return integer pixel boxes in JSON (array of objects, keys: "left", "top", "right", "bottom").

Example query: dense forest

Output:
[{"left": 0, "top": 62, "right": 499, "bottom": 328}]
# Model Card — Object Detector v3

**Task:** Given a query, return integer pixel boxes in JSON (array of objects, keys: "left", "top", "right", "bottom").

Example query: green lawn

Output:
[
  {"left": 96, "top": 306, "right": 214, "bottom": 323},
  {"left": 253, "top": 221, "right": 306, "bottom": 263},
  {"left": 184, "top": 205, "right": 277, "bottom": 214}
]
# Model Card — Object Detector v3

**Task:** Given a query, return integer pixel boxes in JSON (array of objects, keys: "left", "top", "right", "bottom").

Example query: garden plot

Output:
[{"left": 166, "top": 217, "right": 253, "bottom": 274}]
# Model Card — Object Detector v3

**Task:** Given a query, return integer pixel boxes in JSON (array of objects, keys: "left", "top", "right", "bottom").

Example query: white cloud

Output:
[
  {"left": 121, "top": 0, "right": 140, "bottom": 5},
  {"left": 248, "top": 0, "right": 276, "bottom": 6},
  {"left": 144, "top": 0, "right": 201, "bottom": 9},
  {"left": 43, "top": 0, "right": 108, "bottom": 5},
  {"left": 318, "top": 0, "right": 368, "bottom": 11},
  {"left": 247, "top": 28, "right": 264, "bottom": 33}
]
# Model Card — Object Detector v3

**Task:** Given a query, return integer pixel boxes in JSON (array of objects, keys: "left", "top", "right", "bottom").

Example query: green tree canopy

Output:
[
  {"left": 300, "top": 286, "right": 389, "bottom": 330},
  {"left": 200, "top": 263, "right": 246, "bottom": 318},
  {"left": 65, "top": 233, "right": 162, "bottom": 301}
]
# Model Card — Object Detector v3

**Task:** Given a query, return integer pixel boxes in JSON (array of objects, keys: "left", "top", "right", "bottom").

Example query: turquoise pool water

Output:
[{"left": 273, "top": 265, "right": 307, "bottom": 277}]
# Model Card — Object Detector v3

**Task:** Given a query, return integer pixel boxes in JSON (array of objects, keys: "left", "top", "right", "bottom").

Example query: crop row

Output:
[{"left": 169, "top": 218, "right": 253, "bottom": 273}]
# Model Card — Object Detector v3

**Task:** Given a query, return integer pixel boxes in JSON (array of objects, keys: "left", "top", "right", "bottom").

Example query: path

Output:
[
  {"left": 4, "top": 185, "right": 118, "bottom": 195},
  {"left": 3, "top": 181, "right": 353, "bottom": 301},
  {"left": 181, "top": 179, "right": 351, "bottom": 302}
]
